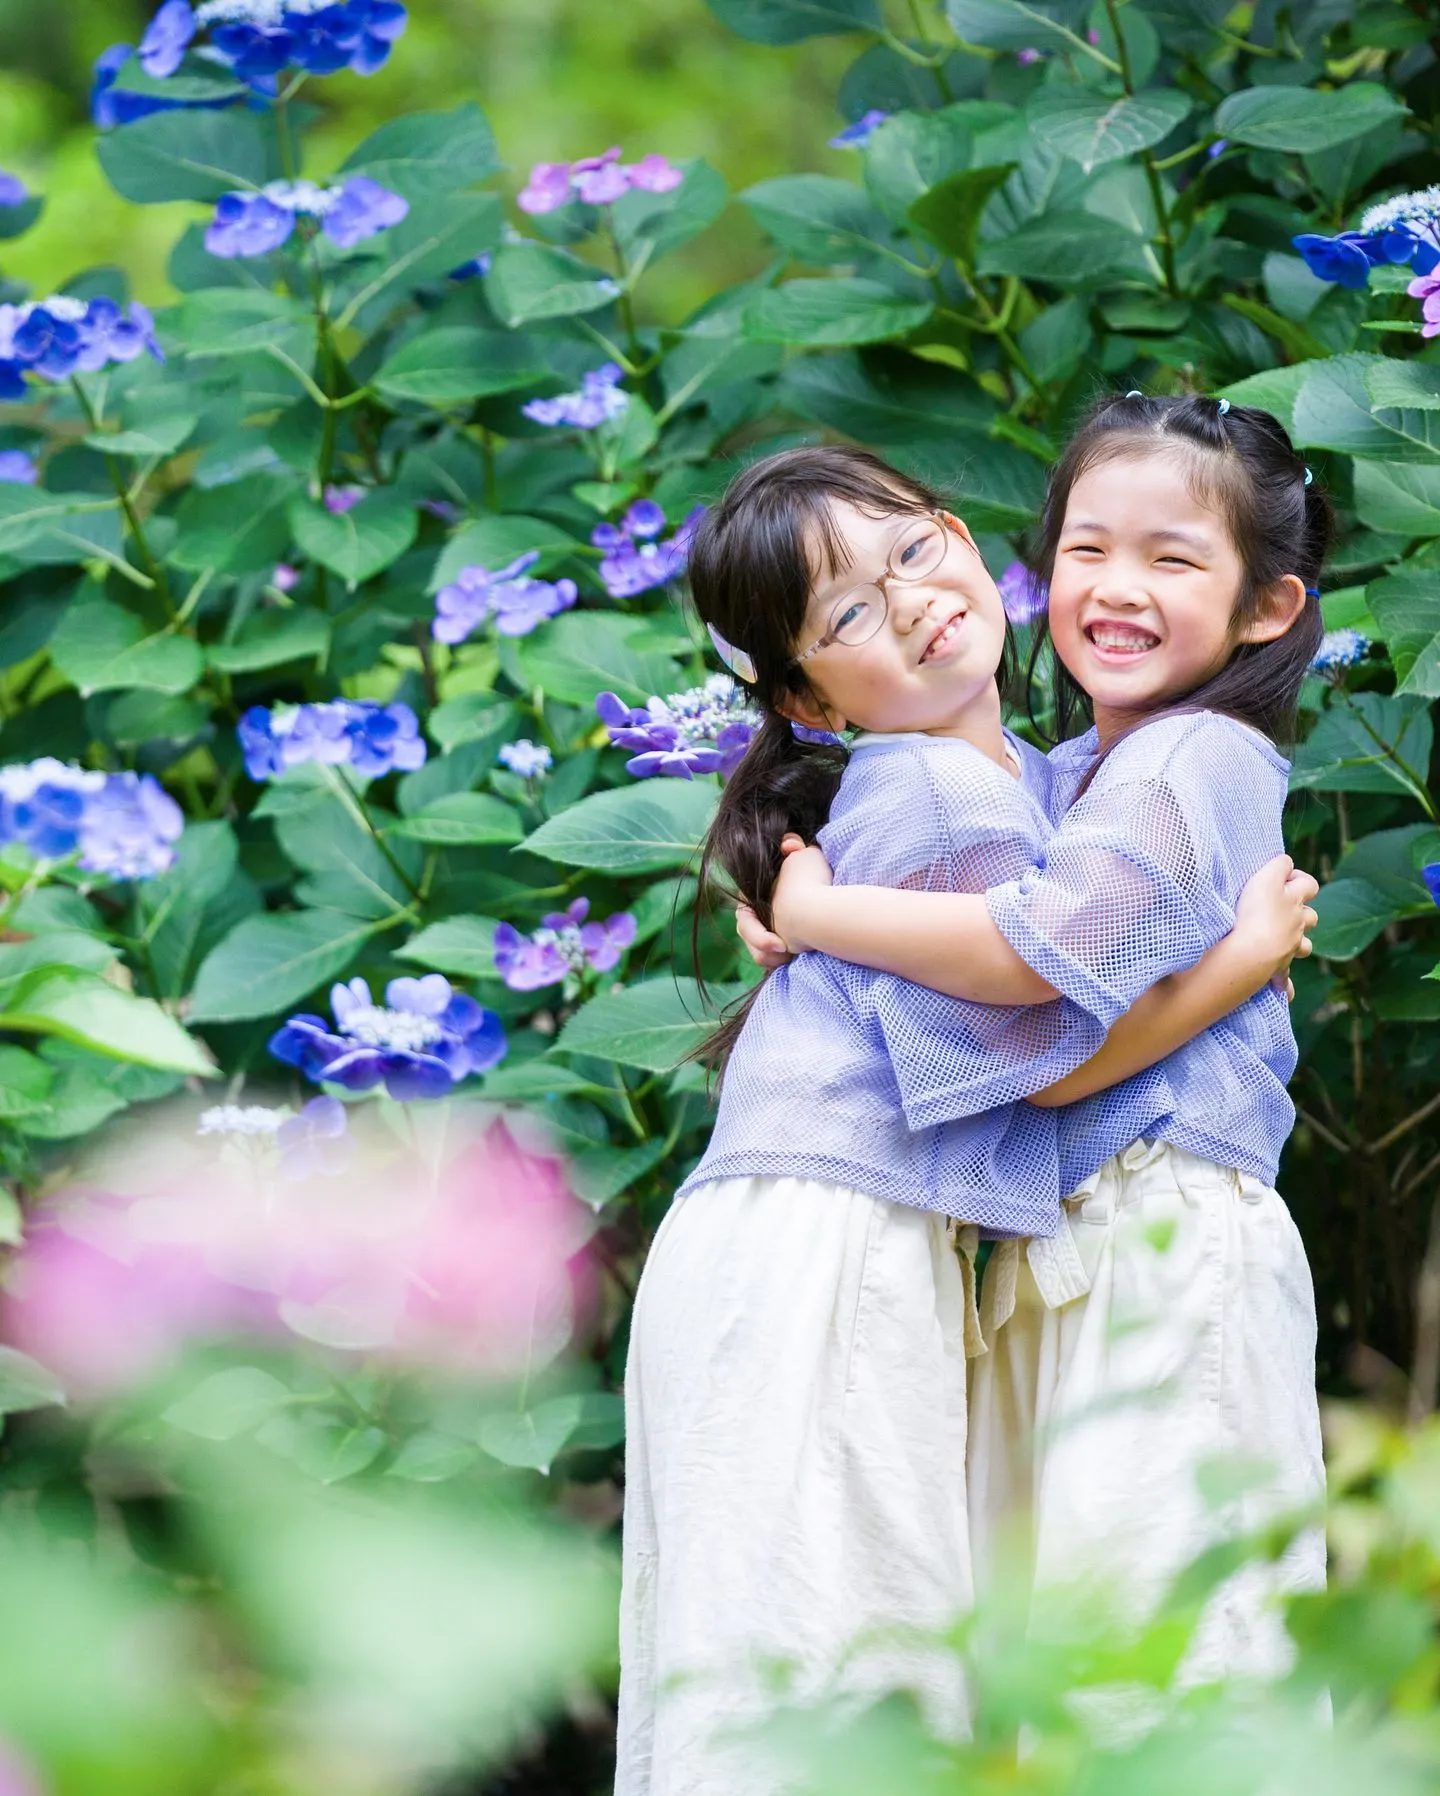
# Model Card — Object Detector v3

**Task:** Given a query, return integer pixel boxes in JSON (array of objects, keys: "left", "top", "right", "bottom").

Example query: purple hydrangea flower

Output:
[
  {"left": 997, "top": 560, "right": 1048, "bottom": 626},
  {"left": 497, "top": 739, "right": 553, "bottom": 778},
  {"left": 322, "top": 482, "right": 366, "bottom": 513},
  {"left": 592, "top": 500, "right": 701, "bottom": 599},
  {"left": 272, "top": 562, "right": 300, "bottom": 591},
  {"left": 276, "top": 1093, "right": 352, "bottom": 1178},
  {"left": 1423, "top": 862, "right": 1440, "bottom": 910},
  {"left": 238, "top": 699, "right": 427, "bottom": 781},
  {"left": 516, "top": 148, "right": 685, "bottom": 215},
  {"left": 74, "top": 297, "right": 163, "bottom": 371},
  {"left": 205, "top": 176, "right": 407, "bottom": 259},
  {"left": 323, "top": 174, "right": 409, "bottom": 247},
  {"left": 0, "top": 759, "right": 183, "bottom": 878},
  {"left": 596, "top": 673, "right": 758, "bottom": 779},
  {"left": 828, "top": 110, "right": 888, "bottom": 150},
  {"left": 521, "top": 362, "right": 629, "bottom": 430},
  {"left": 0, "top": 172, "right": 27, "bottom": 207},
  {"left": 493, "top": 898, "right": 636, "bottom": 992},
  {"left": 205, "top": 191, "right": 295, "bottom": 257},
  {"left": 1016, "top": 47, "right": 1043, "bottom": 64},
  {"left": 1310, "top": 629, "right": 1370, "bottom": 674},
  {"left": 140, "top": 0, "right": 197, "bottom": 75},
  {"left": 269, "top": 973, "right": 506, "bottom": 1101},
  {"left": 0, "top": 296, "right": 163, "bottom": 388},
  {"left": 1409, "top": 271, "right": 1440, "bottom": 339},
  {"left": 432, "top": 551, "right": 578, "bottom": 645},
  {"left": 0, "top": 450, "right": 37, "bottom": 484},
  {"left": 91, "top": 42, "right": 215, "bottom": 127}
]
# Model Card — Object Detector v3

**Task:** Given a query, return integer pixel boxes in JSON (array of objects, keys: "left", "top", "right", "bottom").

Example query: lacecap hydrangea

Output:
[
  {"left": 0, "top": 297, "right": 162, "bottom": 399},
  {"left": 596, "top": 674, "right": 759, "bottom": 779},
  {"left": 0, "top": 760, "right": 184, "bottom": 879},
  {"left": 238, "top": 699, "right": 427, "bottom": 781}
]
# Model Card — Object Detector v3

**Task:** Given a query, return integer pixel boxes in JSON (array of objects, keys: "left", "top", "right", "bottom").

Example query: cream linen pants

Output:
[
  {"left": 615, "top": 1176, "right": 979, "bottom": 1796},
  {"left": 968, "top": 1138, "right": 1327, "bottom": 1686}
]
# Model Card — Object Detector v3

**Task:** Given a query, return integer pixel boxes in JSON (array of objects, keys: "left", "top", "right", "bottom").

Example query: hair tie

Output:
[
  {"left": 1124, "top": 388, "right": 1143, "bottom": 398},
  {"left": 1216, "top": 398, "right": 1231, "bottom": 415},
  {"left": 706, "top": 621, "right": 757, "bottom": 685},
  {"left": 1303, "top": 466, "right": 1313, "bottom": 486},
  {"left": 1304, "top": 587, "right": 1320, "bottom": 598}
]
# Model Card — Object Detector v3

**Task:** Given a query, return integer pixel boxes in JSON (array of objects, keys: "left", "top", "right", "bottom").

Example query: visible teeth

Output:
[
  {"left": 1088, "top": 625, "right": 1157, "bottom": 651},
  {"left": 924, "top": 617, "right": 963, "bottom": 659}
]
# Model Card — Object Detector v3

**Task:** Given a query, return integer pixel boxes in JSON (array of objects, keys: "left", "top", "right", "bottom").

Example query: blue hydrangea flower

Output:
[
  {"left": 521, "top": 362, "right": 628, "bottom": 429},
  {"left": 1295, "top": 188, "right": 1440, "bottom": 291},
  {"left": 0, "top": 450, "right": 37, "bottom": 484},
  {"left": 74, "top": 298, "right": 163, "bottom": 371},
  {"left": 269, "top": 974, "right": 506, "bottom": 1101},
  {"left": 828, "top": 110, "right": 887, "bottom": 150},
  {"left": 276, "top": 1094, "right": 352, "bottom": 1177},
  {"left": 596, "top": 673, "right": 758, "bottom": 779},
  {"left": 0, "top": 296, "right": 163, "bottom": 391},
  {"left": 996, "top": 560, "right": 1048, "bottom": 626},
  {"left": 497, "top": 739, "right": 553, "bottom": 778},
  {"left": 0, "top": 759, "right": 183, "bottom": 878},
  {"left": 139, "top": 0, "right": 197, "bottom": 75},
  {"left": 206, "top": 191, "right": 295, "bottom": 257},
  {"left": 1311, "top": 628, "right": 1369, "bottom": 674},
  {"left": 0, "top": 172, "right": 28, "bottom": 207},
  {"left": 91, "top": 42, "right": 216, "bottom": 127},
  {"left": 493, "top": 899, "right": 636, "bottom": 992},
  {"left": 592, "top": 501, "right": 701, "bottom": 599},
  {"left": 205, "top": 176, "right": 407, "bottom": 258},
  {"left": 238, "top": 699, "right": 427, "bottom": 781},
  {"left": 431, "top": 552, "right": 578, "bottom": 645},
  {"left": 1424, "top": 862, "right": 1440, "bottom": 911},
  {"left": 198, "top": 1103, "right": 287, "bottom": 1137},
  {"left": 193, "top": 0, "right": 407, "bottom": 79}
]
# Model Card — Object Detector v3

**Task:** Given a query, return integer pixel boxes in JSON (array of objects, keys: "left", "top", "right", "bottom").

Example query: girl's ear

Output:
[
  {"left": 777, "top": 687, "right": 844, "bottom": 733},
  {"left": 1238, "top": 573, "right": 1308, "bottom": 645}
]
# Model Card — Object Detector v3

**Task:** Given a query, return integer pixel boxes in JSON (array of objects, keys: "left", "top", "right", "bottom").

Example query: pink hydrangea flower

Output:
[{"left": 1407, "top": 270, "right": 1440, "bottom": 337}]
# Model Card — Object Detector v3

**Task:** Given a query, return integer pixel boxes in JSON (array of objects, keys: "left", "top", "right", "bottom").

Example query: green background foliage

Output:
[{"left": 2, "top": 1, "right": 1440, "bottom": 1790}]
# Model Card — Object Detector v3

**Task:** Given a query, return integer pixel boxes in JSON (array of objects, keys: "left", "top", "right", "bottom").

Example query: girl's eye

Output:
[
  {"left": 1066, "top": 544, "right": 1102, "bottom": 556},
  {"left": 1159, "top": 556, "right": 1195, "bottom": 568}
]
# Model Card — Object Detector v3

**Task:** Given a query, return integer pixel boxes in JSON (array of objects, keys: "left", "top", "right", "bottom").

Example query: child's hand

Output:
[
  {"left": 736, "top": 904, "right": 791, "bottom": 971},
  {"left": 772, "top": 834, "right": 836, "bottom": 952},
  {"left": 1233, "top": 854, "right": 1319, "bottom": 995}
]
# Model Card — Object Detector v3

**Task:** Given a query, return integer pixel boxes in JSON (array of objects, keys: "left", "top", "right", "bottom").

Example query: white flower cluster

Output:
[
  {"left": 649, "top": 674, "right": 760, "bottom": 751},
  {"left": 195, "top": 0, "right": 334, "bottom": 25},
  {"left": 1360, "top": 185, "right": 1440, "bottom": 239},
  {"left": 1311, "top": 628, "right": 1370, "bottom": 674},
  {"left": 197, "top": 1104, "right": 288, "bottom": 1137}
]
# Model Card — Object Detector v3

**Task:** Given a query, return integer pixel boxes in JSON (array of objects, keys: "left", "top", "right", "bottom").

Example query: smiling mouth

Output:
[
  {"left": 921, "top": 611, "right": 967, "bottom": 662},
  {"left": 1085, "top": 621, "right": 1160, "bottom": 656}
]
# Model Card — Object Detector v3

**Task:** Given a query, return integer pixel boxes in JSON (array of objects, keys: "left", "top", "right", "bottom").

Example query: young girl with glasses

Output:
[
  {"left": 745, "top": 395, "right": 1331, "bottom": 1704},
  {"left": 616, "top": 434, "right": 1319, "bottom": 1796}
]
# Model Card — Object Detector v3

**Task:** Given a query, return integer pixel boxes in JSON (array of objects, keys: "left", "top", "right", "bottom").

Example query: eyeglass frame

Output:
[{"left": 792, "top": 510, "right": 958, "bottom": 667}]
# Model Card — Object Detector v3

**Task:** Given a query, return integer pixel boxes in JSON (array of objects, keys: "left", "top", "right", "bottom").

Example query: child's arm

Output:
[{"left": 1027, "top": 855, "right": 1317, "bottom": 1106}]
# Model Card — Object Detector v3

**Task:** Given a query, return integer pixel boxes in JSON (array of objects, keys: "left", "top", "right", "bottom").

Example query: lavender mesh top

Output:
[
  {"left": 990, "top": 712, "right": 1298, "bottom": 1191},
  {"left": 678, "top": 732, "right": 1107, "bottom": 1234}
]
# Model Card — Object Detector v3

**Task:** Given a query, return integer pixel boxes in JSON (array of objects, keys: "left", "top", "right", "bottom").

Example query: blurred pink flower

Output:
[
  {"left": 322, "top": 484, "right": 366, "bottom": 514},
  {"left": 271, "top": 562, "right": 300, "bottom": 592},
  {"left": 0, "top": 1741, "right": 43, "bottom": 1796}
]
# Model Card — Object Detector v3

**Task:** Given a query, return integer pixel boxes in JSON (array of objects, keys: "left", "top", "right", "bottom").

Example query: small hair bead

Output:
[
  {"left": 1124, "top": 389, "right": 1143, "bottom": 398},
  {"left": 1216, "top": 398, "right": 1231, "bottom": 414},
  {"left": 1303, "top": 466, "right": 1313, "bottom": 486}
]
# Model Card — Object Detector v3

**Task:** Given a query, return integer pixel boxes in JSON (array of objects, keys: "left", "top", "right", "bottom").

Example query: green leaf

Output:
[
  {"left": 568, "top": 1139, "right": 671, "bottom": 1210},
  {"left": 1310, "top": 877, "right": 1400, "bottom": 960},
  {"left": 0, "top": 935, "right": 118, "bottom": 1000},
  {"left": 1365, "top": 360, "right": 1440, "bottom": 413},
  {"left": 15, "top": 1046, "right": 183, "bottom": 1142},
  {"left": 0, "top": 1346, "right": 65, "bottom": 1416},
  {"left": 1025, "top": 89, "right": 1190, "bottom": 174},
  {"left": 1368, "top": 568, "right": 1440, "bottom": 697},
  {"left": 179, "top": 287, "right": 313, "bottom": 360},
  {"left": 255, "top": 1411, "right": 386, "bottom": 1482},
  {"left": 274, "top": 796, "right": 418, "bottom": 920},
  {"left": 943, "top": 0, "right": 1090, "bottom": 52},
  {"left": 84, "top": 412, "right": 198, "bottom": 458},
  {"left": 0, "top": 973, "right": 215, "bottom": 1076},
  {"left": 206, "top": 607, "right": 329, "bottom": 673},
  {"left": 49, "top": 597, "right": 202, "bottom": 697},
  {"left": 524, "top": 781, "right": 718, "bottom": 874},
  {"left": 780, "top": 349, "right": 993, "bottom": 453},
  {"left": 976, "top": 210, "right": 1150, "bottom": 283},
  {"left": 1290, "top": 693, "right": 1434, "bottom": 801},
  {"left": 511, "top": 610, "right": 683, "bottom": 708},
  {"left": 339, "top": 102, "right": 502, "bottom": 197},
  {"left": 484, "top": 242, "right": 621, "bottom": 328},
  {"left": 96, "top": 108, "right": 273, "bottom": 203},
  {"left": 429, "top": 514, "right": 580, "bottom": 593},
  {"left": 171, "top": 475, "right": 296, "bottom": 576},
  {"left": 741, "top": 175, "right": 896, "bottom": 264},
  {"left": 556, "top": 976, "right": 748, "bottom": 1071},
  {"left": 1291, "top": 355, "right": 1431, "bottom": 462},
  {"left": 164, "top": 1367, "right": 293, "bottom": 1441},
  {"left": 0, "top": 486, "right": 120, "bottom": 559},
  {"left": 0, "top": 1044, "right": 55, "bottom": 1120},
  {"left": 1214, "top": 82, "right": 1405, "bottom": 155},
  {"left": 610, "top": 161, "right": 728, "bottom": 263},
  {"left": 138, "top": 820, "right": 246, "bottom": 998},
  {"left": 1335, "top": 824, "right": 1440, "bottom": 905},
  {"left": 288, "top": 490, "right": 417, "bottom": 588},
  {"left": 388, "top": 793, "right": 523, "bottom": 846},
  {"left": 908, "top": 164, "right": 1016, "bottom": 263},
  {"left": 744, "top": 279, "right": 932, "bottom": 346},
  {"left": 188, "top": 910, "right": 377, "bottom": 1023},
  {"left": 1353, "top": 462, "right": 1440, "bottom": 538},
  {"left": 398, "top": 915, "right": 501, "bottom": 980},
  {"left": 386, "top": 1431, "right": 480, "bottom": 1482},
  {"left": 705, "top": 0, "right": 881, "bottom": 44},
  {"left": 862, "top": 109, "right": 973, "bottom": 221},
  {"left": 1217, "top": 363, "right": 1309, "bottom": 436},
  {"left": 477, "top": 1395, "right": 589, "bottom": 1474},
  {"left": 373, "top": 328, "right": 549, "bottom": 407},
  {"left": 334, "top": 192, "right": 504, "bottom": 329}
]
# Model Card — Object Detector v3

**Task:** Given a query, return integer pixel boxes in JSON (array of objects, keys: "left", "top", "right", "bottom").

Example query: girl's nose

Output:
[{"left": 890, "top": 580, "right": 934, "bottom": 633}]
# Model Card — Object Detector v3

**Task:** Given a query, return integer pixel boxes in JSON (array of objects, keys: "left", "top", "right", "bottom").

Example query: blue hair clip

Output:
[
  {"left": 1304, "top": 587, "right": 1321, "bottom": 598},
  {"left": 1124, "top": 388, "right": 1143, "bottom": 398},
  {"left": 1303, "top": 466, "right": 1314, "bottom": 486},
  {"left": 707, "top": 621, "right": 757, "bottom": 685},
  {"left": 1216, "top": 398, "right": 1231, "bottom": 415}
]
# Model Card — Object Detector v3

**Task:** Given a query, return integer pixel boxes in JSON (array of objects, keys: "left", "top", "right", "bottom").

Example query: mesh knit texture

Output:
[
  {"left": 680, "top": 733, "right": 1107, "bottom": 1235},
  {"left": 991, "top": 714, "right": 1299, "bottom": 1193}
]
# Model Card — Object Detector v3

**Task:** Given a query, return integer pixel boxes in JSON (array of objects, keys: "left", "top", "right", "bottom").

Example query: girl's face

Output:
[
  {"left": 784, "top": 501, "right": 1009, "bottom": 740},
  {"left": 1048, "top": 451, "right": 1297, "bottom": 743}
]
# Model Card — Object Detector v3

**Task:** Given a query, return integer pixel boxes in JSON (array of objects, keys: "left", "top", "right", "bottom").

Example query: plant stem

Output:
[
  {"left": 1103, "top": 0, "right": 1180, "bottom": 298},
  {"left": 70, "top": 378, "right": 177, "bottom": 618},
  {"left": 603, "top": 224, "right": 643, "bottom": 361},
  {"left": 322, "top": 764, "right": 423, "bottom": 903}
]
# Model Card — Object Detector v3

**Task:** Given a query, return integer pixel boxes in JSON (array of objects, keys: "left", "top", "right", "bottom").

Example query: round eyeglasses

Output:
[{"left": 793, "top": 514, "right": 953, "bottom": 666}]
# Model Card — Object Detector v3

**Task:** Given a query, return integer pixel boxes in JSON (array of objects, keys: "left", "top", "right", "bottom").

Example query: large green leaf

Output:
[
  {"left": 743, "top": 279, "right": 932, "bottom": 346},
  {"left": 274, "top": 794, "right": 419, "bottom": 920},
  {"left": 944, "top": 0, "right": 1090, "bottom": 52},
  {"left": 908, "top": 164, "right": 1016, "bottom": 263},
  {"left": 0, "top": 1347, "right": 66, "bottom": 1416},
  {"left": 373, "top": 329, "right": 549, "bottom": 407},
  {"left": 1214, "top": 82, "right": 1405, "bottom": 155},
  {"left": 206, "top": 607, "right": 329, "bottom": 674},
  {"left": 1353, "top": 463, "right": 1440, "bottom": 538},
  {"left": 49, "top": 597, "right": 203, "bottom": 697},
  {"left": 705, "top": 0, "right": 881, "bottom": 43},
  {"left": 524, "top": 782, "right": 718, "bottom": 873},
  {"left": 741, "top": 175, "right": 896, "bottom": 264},
  {"left": 137, "top": 820, "right": 245, "bottom": 1000},
  {"left": 611, "top": 161, "right": 729, "bottom": 263},
  {"left": 556, "top": 977, "right": 748, "bottom": 1071},
  {"left": 1368, "top": 568, "right": 1440, "bottom": 698},
  {"left": 1217, "top": 363, "right": 1310, "bottom": 435},
  {"left": 512, "top": 611, "right": 683, "bottom": 708},
  {"left": 397, "top": 915, "right": 502, "bottom": 980},
  {"left": 780, "top": 349, "right": 994, "bottom": 451},
  {"left": 1025, "top": 89, "right": 1190, "bottom": 174},
  {"left": 188, "top": 910, "right": 379, "bottom": 1023},
  {"left": 388, "top": 793, "right": 523, "bottom": 847},
  {"left": 0, "top": 486, "right": 117, "bottom": 557},
  {"left": 1291, "top": 355, "right": 1435, "bottom": 463},
  {"left": 862, "top": 109, "right": 974, "bottom": 221},
  {"left": 333, "top": 192, "right": 504, "bottom": 329},
  {"left": 484, "top": 242, "right": 621, "bottom": 328},
  {"left": 429, "top": 515, "right": 581, "bottom": 593},
  {"left": 1290, "top": 693, "right": 1434, "bottom": 801},
  {"left": 178, "top": 287, "right": 314, "bottom": 361},
  {"left": 96, "top": 109, "right": 274, "bottom": 202},
  {"left": 0, "top": 972, "right": 215, "bottom": 1075},
  {"left": 164, "top": 1367, "right": 294, "bottom": 1441},
  {"left": 288, "top": 490, "right": 417, "bottom": 589},
  {"left": 85, "top": 412, "right": 198, "bottom": 458},
  {"left": 171, "top": 475, "right": 296, "bottom": 575},
  {"left": 1365, "top": 360, "right": 1440, "bottom": 413},
  {"left": 0, "top": 1044, "right": 55, "bottom": 1121},
  {"left": 1310, "top": 877, "right": 1403, "bottom": 960},
  {"left": 339, "top": 103, "right": 502, "bottom": 197},
  {"left": 976, "top": 210, "right": 1150, "bottom": 283}
]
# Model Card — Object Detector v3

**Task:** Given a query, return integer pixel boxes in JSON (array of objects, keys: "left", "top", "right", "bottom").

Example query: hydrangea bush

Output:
[{"left": 1, "top": 0, "right": 1440, "bottom": 1786}]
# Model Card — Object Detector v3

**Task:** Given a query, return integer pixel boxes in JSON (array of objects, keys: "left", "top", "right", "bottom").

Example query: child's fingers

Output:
[
  {"left": 1286, "top": 869, "right": 1320, "bottom": 903},
  {"left": 779, "top": 833, "right": 807, "bottom": 857},
  {"left": 735, "top": 902, "right": 791, "bottom": 969}
]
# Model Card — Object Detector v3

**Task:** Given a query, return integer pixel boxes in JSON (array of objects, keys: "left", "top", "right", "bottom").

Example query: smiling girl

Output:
[
  {"left": 761, "top": 396, "right": 1330, "bottom": 1685},
  {"left": 616, "top": 441, "right": 1319, "bottom": 1795}
]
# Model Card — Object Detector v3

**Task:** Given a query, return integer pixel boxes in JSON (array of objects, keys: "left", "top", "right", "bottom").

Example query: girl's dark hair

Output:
[
  {"left": 1026, "top": 392, "right": 1331, "bottom": 755},
  {"left": 688, "top": 445, "right": 966, "bottom": 1067}
]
